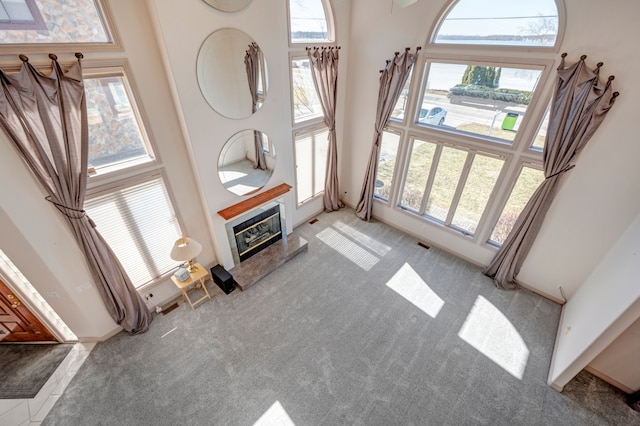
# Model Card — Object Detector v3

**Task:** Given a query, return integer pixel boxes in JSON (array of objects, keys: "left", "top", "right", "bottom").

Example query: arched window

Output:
[
  {"left": 434, "top": 0, "right": 559, "bottom": 47},
  {"left": 288, "top": 0, "right": 334, "bottom": 44},
  {"left": 288, "top": 0, "right": 336, "bottom": 206},
  {"left": 379, "top": 0, "right": 562, "bottom": 250}
]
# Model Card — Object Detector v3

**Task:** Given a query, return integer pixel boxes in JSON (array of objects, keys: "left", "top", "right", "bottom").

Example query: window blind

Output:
[{"left": 84, "top": 176, "right": 182, "bottom": 288}]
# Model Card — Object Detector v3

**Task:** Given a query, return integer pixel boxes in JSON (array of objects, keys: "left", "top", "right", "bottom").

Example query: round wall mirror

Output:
[
  {"left": 197, "top": 28, "right": 268, "bottom": 119},
  {"left": 218, "top": 129, "right": 275, "bottom": 196},
  {"left": 202, "top": 0, "right": 252, "bottom": 13}
]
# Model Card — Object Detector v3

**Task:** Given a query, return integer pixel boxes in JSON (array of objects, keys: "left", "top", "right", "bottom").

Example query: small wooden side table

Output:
[{"left": 170, "top": 263, "right": 211, "bottom": 310}]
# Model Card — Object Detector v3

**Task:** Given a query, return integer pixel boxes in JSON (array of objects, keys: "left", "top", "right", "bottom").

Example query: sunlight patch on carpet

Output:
[
  {"left": 386, "top": 263, "right": 444, "bottom": 318},
  {"left": 253, "top": 401, "right": 295, "bottom": 426},
  {"left": 316, "top": 227, "right": 379, "bottom": 271},
  {"left": 458, "top": 295, "right": 530, "bottom": 380},
  {"left": 333, "top": 221, "right": 391, "bottom": 257}
]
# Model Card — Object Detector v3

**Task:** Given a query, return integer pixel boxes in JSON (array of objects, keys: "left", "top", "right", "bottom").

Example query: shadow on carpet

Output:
[{"left": 0, "top": 343, "right": 73, "bottom": 399}]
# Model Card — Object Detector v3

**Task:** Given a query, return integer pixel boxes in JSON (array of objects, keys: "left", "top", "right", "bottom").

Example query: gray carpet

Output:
[
  {"left": 0, "top": 343, "right": 73, "bottom": 399},
  {"left": 43, "top": 208, "right": 640, "bottom": 425}
]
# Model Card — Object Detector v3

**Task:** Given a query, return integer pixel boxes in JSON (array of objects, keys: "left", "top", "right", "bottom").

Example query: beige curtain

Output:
[
  {"left": 244, "top": 42, "right": 267, "bottom": 170},
  {"left": 307, "top": 46, "right": 344, "bottom": 212},
  {"left": 356, "top": 47, "right": 419, "bottom": 221},
  {"left": 484, "top": 54, "right": 619, "bottom": 290},
  {"left": 0, "top": 54, "right": 152, "bottom": 334}
]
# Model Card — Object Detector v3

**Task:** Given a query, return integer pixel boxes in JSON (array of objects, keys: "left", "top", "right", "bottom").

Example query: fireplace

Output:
[{"left": 231, "top": 205, "right": 282, "bottom": 262}]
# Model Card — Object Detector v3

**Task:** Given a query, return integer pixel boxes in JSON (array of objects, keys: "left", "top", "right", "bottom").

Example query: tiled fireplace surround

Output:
[{"left": 218, "top": 184, "right": 308, "bottom": 291}]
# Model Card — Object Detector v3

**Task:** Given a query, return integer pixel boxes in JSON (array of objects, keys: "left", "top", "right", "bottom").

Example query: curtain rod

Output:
[{"left": 17, "top": 52, "right": 84, "bottom": 63}]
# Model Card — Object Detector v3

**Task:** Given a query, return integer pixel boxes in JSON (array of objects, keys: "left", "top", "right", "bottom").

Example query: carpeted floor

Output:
[
  {"left": 0, "top": 343, "right": 73, "bottom": 399},
  {"left": 42, "top": 208, "right": 640, "bottom": 425}
]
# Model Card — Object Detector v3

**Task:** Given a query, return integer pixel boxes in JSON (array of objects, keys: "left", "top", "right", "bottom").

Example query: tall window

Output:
[
  {"left": 382, "top": 0, "right": 560, "bottom": 248},
  {"left": 84, "top": 69, "right": 183, "bottom": 289},
  {"left": 288, "top": 0, "right": 334, "bottom": 206}
]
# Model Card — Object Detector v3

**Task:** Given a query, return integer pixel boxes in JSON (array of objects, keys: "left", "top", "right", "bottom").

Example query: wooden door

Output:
[{"left": 0, "top": 279, "right": 57, "bottom": 343}]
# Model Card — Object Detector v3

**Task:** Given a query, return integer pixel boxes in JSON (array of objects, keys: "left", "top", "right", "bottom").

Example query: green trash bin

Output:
[{"left": 501, "top": 112, "right": 518, "bottom": 130}]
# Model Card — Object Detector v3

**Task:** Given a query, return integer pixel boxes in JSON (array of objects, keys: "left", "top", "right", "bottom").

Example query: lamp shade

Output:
[{"left": 170, "top": 237, "right": 202, "bottom": 262}]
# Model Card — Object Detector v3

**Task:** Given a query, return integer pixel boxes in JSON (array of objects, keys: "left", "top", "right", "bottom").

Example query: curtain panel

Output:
[
  {"left": 356, "top": 47, "right": 419, "bottom": 221},
  {"left": 0, "top": 54, "right": 152, "bottom": 334},
  {"left": 483, "top": 54, "right": 619, "bottom": 290},
  {"left": 307, "top": 46, "right": 344, "bottom": 212},
  {"left": 244, "top": 42, "right": 267, "bottom": 170}
]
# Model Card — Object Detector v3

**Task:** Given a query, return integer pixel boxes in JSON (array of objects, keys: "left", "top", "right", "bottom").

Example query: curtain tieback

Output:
[
  {"left": 545, "top": 164, "right": 575, "bottom": 180},
  {"left": 45, "top": 196, "right": 87, "bottom": 220}
]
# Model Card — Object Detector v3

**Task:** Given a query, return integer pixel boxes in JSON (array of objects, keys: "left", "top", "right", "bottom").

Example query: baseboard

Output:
[
  {"left": 78, "top": 325, "right": 123, "bottom": 343},
  {"left": 584, "top": 366, "right": 636, "bottom": 394},
  {"left": 517, "top": 281, "right": 566, "bottom": 305}
]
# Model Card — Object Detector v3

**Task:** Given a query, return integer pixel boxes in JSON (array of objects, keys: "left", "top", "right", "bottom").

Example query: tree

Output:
[{"left": 460, "top": 65, "right": 502, "bottom": 88}]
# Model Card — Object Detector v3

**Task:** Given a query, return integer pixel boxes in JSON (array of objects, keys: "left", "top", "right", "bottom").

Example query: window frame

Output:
[
  {"left": 380, "top": 0, "right": 563, "bottom": 250},
  {"left": 0, "top": 0, "right": 120, "bottom": 53},
  {"left": 396, "top": 134, "right": 511, "bottom": 241},
  {"left": 292, "top": 121, "right": 330, "bottom": 206},
  {"left": 289, "top": 52, "right": 326, "bottom": 127},
  {"left": 429, "top": 0, "right": 566, "bottom": 52},
  {"left": 81, "top": 62, "right": 184, "bottom": 291},
  {"left": 287, "top": 0, "right": 336, "bottom": 47},
  {"left": 82, "top": 61, "right": 160, "bottom": 187},
  {"left": 0, "top": 0, "right": 46, "bottom": 31},
  {"left": 373, "top": 127, "right": 404, "bottom": 205},
  {"left": 84, "top": 169, "right": 185, "bottom": 291},
  {"left": 287, "top": 0, "right": 336, "bottom": 208}
]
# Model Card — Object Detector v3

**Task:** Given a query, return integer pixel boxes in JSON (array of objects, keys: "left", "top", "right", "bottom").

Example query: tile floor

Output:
[{"left": 0, "top": 342, "right": 95, "bottom": 426}]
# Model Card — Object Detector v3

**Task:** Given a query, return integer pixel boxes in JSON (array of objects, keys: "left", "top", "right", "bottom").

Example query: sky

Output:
[{"left": 438, "top": 0, "right": 559, "bottom": 39}]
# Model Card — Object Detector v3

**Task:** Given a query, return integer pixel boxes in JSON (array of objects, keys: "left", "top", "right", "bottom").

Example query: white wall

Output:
[
  {"left": 588, "top": 318, "right": 640, "bottom": 392},
  {"left": 148, "top": 0, "right": 352, "bottom": 269},
  {"left": 548, "top": 213, "right": 640, "bottom": 390}
]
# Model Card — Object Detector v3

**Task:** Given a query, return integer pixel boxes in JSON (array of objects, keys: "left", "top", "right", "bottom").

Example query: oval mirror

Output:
[
  {"left": 202, "top": 0, "right": 252, "bottom": 13},
  {"left": 197, "top": 28, "right": 268, "bottom": 119},
  {"left": 218, "top": 129, "right": 275, "bottom": 196}
]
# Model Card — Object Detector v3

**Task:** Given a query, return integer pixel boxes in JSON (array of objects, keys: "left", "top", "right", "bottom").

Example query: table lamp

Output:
[{"left": 170, "top": 237, "right": 202, "bottom": 272}]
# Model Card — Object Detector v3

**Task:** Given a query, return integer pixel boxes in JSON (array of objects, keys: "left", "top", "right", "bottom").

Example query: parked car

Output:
[
  {"left": 393, "top": 104, "right": 447, "bottom": 126},
  {"left": 418, "top": 104, "right": 447, "bottom": 126}
]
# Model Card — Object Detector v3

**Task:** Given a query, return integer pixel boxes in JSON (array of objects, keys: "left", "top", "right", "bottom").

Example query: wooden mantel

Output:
[{"left": 217, "top": 183, "right": 292, "bottom": 220}]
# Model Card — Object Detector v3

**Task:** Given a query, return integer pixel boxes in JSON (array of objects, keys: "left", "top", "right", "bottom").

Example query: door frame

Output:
[{"left": 0, "top": 270, "right": 69, "bottom": 343}]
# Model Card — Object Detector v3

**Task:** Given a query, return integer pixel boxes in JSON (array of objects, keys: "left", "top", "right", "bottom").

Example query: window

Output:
[
  {"left": 295, "top": 126, "right": 328, "bottom": 204},
  {"left": 530, "top": 105, "right": 550, "bottom": 151},
  {"left": 420, "top": 62, "right": 542, "bottom": 142},
  {"left": 288, "top": 0, "right": 334, "bottom": 206},
  {"left": 85, "top": 74, "right": 153, "bottom": 175},
  {"left": 85, "top": 175, "right": 182, "bottom": 289},
  {"left": 434, "top": 0, "right": 559, "bottom": 47},
  {"left": 291, "top": 57, "right": 323, "bottom": 123},
  {"left": 400, "top": 139, "right": 505, "bottom": 235},
  {"left": 0, "top": 0, "right": 112, "bottom": 44},
  {"left": 390, "top": 73, "right": 413, "bottom": 121},
  {"left": 374, "top": 131, "right": 400, "bottom": 202},
  {"left": 0, "top": 0, "right": 45, "bottom": 30},
  {"left": 490, "top": 165, "right": 545, "bottom": 244},
  {"left": 288, "top": 0, "right": 333, "bottom": 44},
  {"left": 382, "top": 0, "right": 561, "bottom": 249},
  {"left": 83, "top": 66, "right": 184, "bottom": 290}
]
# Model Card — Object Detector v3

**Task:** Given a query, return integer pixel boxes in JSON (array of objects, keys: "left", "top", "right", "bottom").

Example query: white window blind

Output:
[
  {"left": 85, "top": 176, "right": 182, "bottom": 288},
  {"left": 295, "top": 126, "right": 329, "bottom": 204}
]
